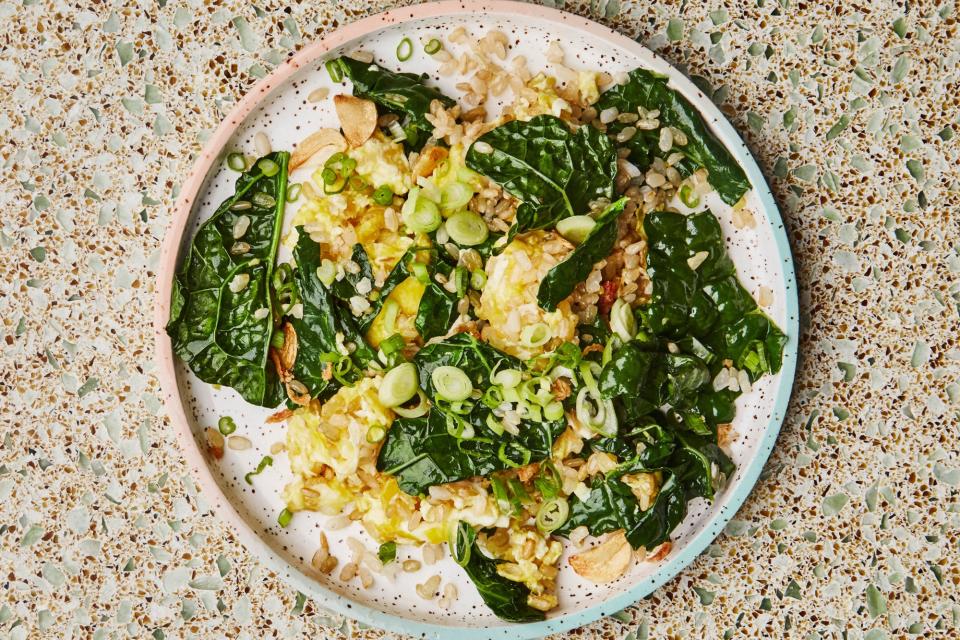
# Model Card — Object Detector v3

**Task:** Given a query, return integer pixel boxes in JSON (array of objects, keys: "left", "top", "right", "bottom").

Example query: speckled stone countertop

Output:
[{"left": 2, "top": 0, "right": 958, "bottom": 638}]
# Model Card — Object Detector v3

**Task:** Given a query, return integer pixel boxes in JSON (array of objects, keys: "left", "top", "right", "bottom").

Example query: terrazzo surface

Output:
[{"left": 2, "top": 0, "right": 959, "bottom": 638}]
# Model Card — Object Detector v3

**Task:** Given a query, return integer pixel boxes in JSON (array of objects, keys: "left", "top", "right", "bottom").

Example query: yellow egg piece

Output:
[{"left": 365, "top": 276, "right": 425, "bottom": 348}]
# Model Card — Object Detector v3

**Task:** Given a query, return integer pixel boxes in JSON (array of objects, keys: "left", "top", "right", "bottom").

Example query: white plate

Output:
[{"left": 154, "top": 2, "right": 799, "bottom": 637}]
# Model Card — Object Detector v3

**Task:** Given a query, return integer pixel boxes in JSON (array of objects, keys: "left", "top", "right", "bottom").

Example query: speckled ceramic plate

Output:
[{"left": 154, "top": 2, "right": 799, "bottom": 637}]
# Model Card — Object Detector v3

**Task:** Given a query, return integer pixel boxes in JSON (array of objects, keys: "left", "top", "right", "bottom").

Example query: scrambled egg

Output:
[
  {"left": 348, "top": 132, "right": 412, "bottom": 195},
  {"left": 512, "top": 74, "right": 571, "bottom": 120},
  {"left": 576, "top": 71, "right": 601, "bottom": 106},
  {"left": 415, "top": 144, "right": 484, "bottom": 213},
  {"left": 477, "top": 231, "right": 578, "bottom": 359},
  {"left": 283, "top": 378, "right": 392, "bottom": 514}
]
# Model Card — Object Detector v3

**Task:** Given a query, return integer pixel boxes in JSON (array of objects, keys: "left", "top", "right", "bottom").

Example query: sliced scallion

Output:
[
  {"left": 520, "top": 322, "right": 552, "bottom": 348},
  {"left": 393, "top": 389, "right": 429, "bottom": 418},
  {"left": 543, "top": 401, "right": 564, "bottom": 422},
  {"left": 401, "top": 187, "right": 442, "bottom": 233},
  {"left": 373, "top": 185, "right": 394, "bottom": 206},
  {"left": 431, "top": 365, "right": 473, "bottom": 402},
  {"left": 445, "top": 211, "right": 488, "bottom": 246},
  {"left": 497, "top": 442, "right": 532, "bottom": 468},
  {"left": 286, "top": 182, "right": 302, "bottom": 202},
  {"left": 226, "top": 152, "right": 246, "bottom": 172},
  {"left": 679, "top": 183, "right": 700, "bottom": 208},
  {"left": 277, "top": 508, "right": 293, "bottom": 527},
  {"left": 396, "top": 37, "right": 413, "bottom": 61},
  {"left": 380, "top": 333, "right": 405, "bottom": 356},
  {"left": 610, "top": 298, "right": 637, "bottom": 342},
  {"left": 366, "top": 424, "right": 387, "bottom": 443},
  {"left": 244, "top": 455, "right": 273, "bottom": 484},
  {"left": 218, "top": 416, "right": 237, "bottom": 435},
  {"left": 555, "top": 215, "right": 596, "bottom": 245},
  {"left": 257, "top": 158, "right": 279, "bottom": 177},
  {"left": 485, "top": 413, "right": 505, "bottom": 436},
  {"left": 535, "top": 497, "right": 569, "bottom": 533},
  {"left": 424, "top": 38, "right": 442, "bottom": 55},
  {"left": 492, "top": 368, "right": 523, "bottom": 389},
  {"left": 470, "top": 269, "right": 487, "bottom": 290},
  {"left": 440, "top": 182, "right": 473, "bottom": 210},
  {"left": 381, "top": 298, "right": 400, "bottom": 335},
  {"left": 379, "top": 362, "right": 419, "bottom": 408}
]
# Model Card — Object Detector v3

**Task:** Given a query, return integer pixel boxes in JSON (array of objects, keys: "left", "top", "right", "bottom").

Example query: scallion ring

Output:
[
  {"left": 492, "top": 368, "right": 523, "bottom": 389},
  {"left": 401, "top": 187, "right": 442, "bottom": 233},
  {"left": 555, "top": 215, "right": 596, "bottom": 245},
  {"left": 410, "top": 261, "right": 430, "bottom": 284},
  {"left": 453, "top": 266, "right": 468, "bottom": 298},
  {"left": 445, "top": 210, "right": 489, "bottom": 246},
  {"left": 378, "top": 362, "right": 419, "bottom": 408},
  {"left": 286, "top": 182, "right": 302, "bottom": 202},
  {"left": 520, "top": 323, "right": 552, "bottom": 348},
  {"left": 257, "top": 158, "right": 279, "bottom": 178},
  {"left": 431, "top": 365, "right": 473, "bottom": 402},
  {"left": 381, "top": 298, "right": 400, "bottom": 335},
  {"left": 396, "top": 37, "right": 413, "bottom": 61},
  {"left": 470, "top": 269, "right": 486, "bottom": 290},
  {"left": 543, "top": 400, "right": 564, "bottom": 422},
  {"left": 535, "top": 497, "right": 569, "bottom": 533},
  {"left": 424, "top": 38, "right": 442, "bottom": 55},
  {"left": 440, "top": 181, "right": 473, "bottom": 210},
  {"left": 485, "top": 413, "right": 505, "bottom": 435},
  {"left": 610, "top": 298, "right": 637, "bottom": 342},
  {"left": 679, "top": 183, "right": 700, "bottom": 208},
  {"left": 366, "top": 424, "right": 387, "bottom": 443},
  {"left": 226, "top": 152, "right": 246, "bottom": 172},
  {"left": 497, "top": 442, "right": 532, "bottom": 468},
  {"left": 393, "top": 389, "right": 430, "bottom": 418},
  {"left": 373, "top": 185, "right": 394, "bottom": 205}
]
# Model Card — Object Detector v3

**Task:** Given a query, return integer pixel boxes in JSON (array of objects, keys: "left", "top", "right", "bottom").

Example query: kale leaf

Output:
[
  {"left": 642, "top": 210, "right": 786, "bottom": 380},
  {"left": 450, "top": 522, "right": 545, "bottom": 623},
  {"left": 594, "top": 67, "right": 750, "bottom": 205},
  {"left": 332, "top": 56, "right": 455, "bottom": 150},
  {"left": 537, "top": 197, "right": 628, "bottom": 311},
  {"left": 465, "top": 115, "right": 617, "bottom": 235},
  {"left": 167, "top": 152, "right": 289, "bottom": 407},
  {"left": 288, "top": 230, "right": 376, "bottom": 399}
]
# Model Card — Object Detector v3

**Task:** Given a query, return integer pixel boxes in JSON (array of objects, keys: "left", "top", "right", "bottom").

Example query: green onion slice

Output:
[
  {"left": 543, "top": 400, "right": 564, "bottom": 422},
  {"left": 401, "top": 187, "right": 442, "bottom": 233},
  {"left": 470, "top": 269, "right": 486, "bottom": 290},
  {"left": 485, "top": 413, "right": 505, "bottom": 435},
  {"left": 610, "top": 298, "right": 637, "bottom": 342},
  {"left": 366, "top": 424, "right": 387, "bottom": 443},
  {"left": 379, "top": 362, "right": 419, "bottom": 408},
  {"left": 393, "top": 389, "right": 430, "bottom": 418},
  {"left": 373, "top": 185, "right": 394, "bottom": 205},
  {"left": 257, "top": 158, "right": 280, "bottom": 178},
  {"left": 450, "top": 521, "right": 476, "bottom": 567},
  {"left": 286, "top": 182, "right": 302, "bottom": 202},
  {"left": 497, "top": 442, "right": 532, "bottom": 468},
  {"left": 424, "top": 38, "right": 443, "bottom": 55},
  {"left": 226, "top": 152, "right": 246, "bottom": 172},
  {"left": 396, "top": 37, "right": 413, "bottom": 61},
  {"left": 492, "top": 368, "right": 523, "bottom": 389},
  {"left": 520, "top": 322, "right": 552, "bottom": 348},
  {"left": 277, "top": 508, "right": 293, "bottom": 527},
  {"left": 555, "top": 215, "right": 596, "bottom": 245},
  {"left": 431, "top": 365, "right": 473, "bottom": 401},
  {"left": 410, "top": 261, "right": 430, "bottom": 284},
  {"left": 535, "top": 497, "right": 569, "bottom": 533},
  {"left": 244, "top": 455, "right": 274, "bottom": 484},
  {"left": 378, "top": 541, "right": 397, "bottom": 564},
  {"left": 445, "top": 211, "right": 489, "bottom": 246},
  {"left": 679, "top": 183, "right": 700, "bottom": 208},
  {"left": 218, "top": 416, "right": 237, "bottom": 435},
  {"left": 440, "top": 182, "right": 473, "bottom": 210}
]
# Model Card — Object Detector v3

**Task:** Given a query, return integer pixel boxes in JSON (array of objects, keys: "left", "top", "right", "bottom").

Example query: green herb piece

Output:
[
  {"left": 538, "top": 198, "right": 627, "bottom": 310},
  {"left": 377, "top": 541, "right": 397, "bottom": 564},
  {"left": 218, "top": 416, "right": 237, "bottom": 435},
  {"left": 244, "top": 456, "right": 273, "bottom": 484},
  {"left": 449, "top": 523, "right": 545, "bottom": 622},
  {"left": 166, "top": 152, "right": 289, "bottom": 407},
  {"left": 465, "top": 114, "right": 617, "bottom": 236},
  {"left": 593, "top": 68, "right": 750, "bottom": 205},
  {"left": 277, "top": 508, "right": 293, "bottom": 527}
]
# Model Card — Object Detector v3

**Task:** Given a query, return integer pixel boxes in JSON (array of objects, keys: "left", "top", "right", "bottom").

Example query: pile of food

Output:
[{"left": 167, "top": 30, "right": 786, "bottom": 622}]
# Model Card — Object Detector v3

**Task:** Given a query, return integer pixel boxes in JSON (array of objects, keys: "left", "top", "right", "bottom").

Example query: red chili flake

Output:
[{"left": 598, "top": 280, "right": 619, "bottom": 315}]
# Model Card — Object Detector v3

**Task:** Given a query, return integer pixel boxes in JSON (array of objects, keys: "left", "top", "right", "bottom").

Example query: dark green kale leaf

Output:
[
  {"left": 167, "top": 152, "right": 289, "bottom": 407},
  {"left": 594, "top": 67, "right": 750, "bottom": 205},
  {"left": 449, "top": 522, "right": 545, "bottom": 623},
  {"left": 642, "top": 210, "right": 786, "bottom": 380},
  {"left": 465, "top": 115, "right": 617, "bottom": 235},
  {"left": 287, "top": 230, "right": 376, "bottom": 399},
  {"left": 332, "top": 56, "right": 456, "bottom": 150},
  {"left": 537, "top": 197, "right": 628, "bottom": 311}
]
